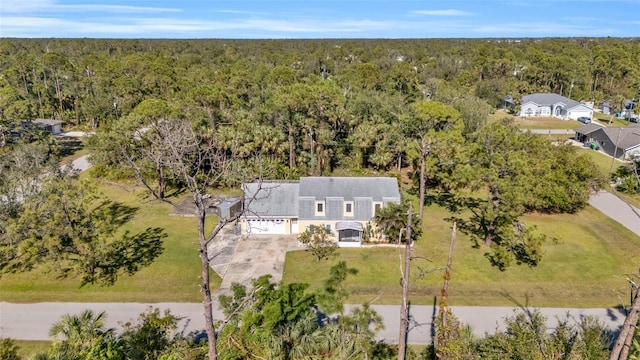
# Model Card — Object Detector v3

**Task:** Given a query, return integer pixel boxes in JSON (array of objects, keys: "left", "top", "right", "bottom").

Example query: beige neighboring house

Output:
[
  {"left": 241, "top": 177, "right": 401, "bottom": 247},
  {"left": 574, "top": 123, "right": 640, "bottom": 160},
  {"left": 519, "top": 93, "right": 593, "bottom": 120}
]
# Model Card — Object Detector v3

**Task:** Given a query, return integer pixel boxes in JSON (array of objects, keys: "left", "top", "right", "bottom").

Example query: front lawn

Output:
[
  {"left": 592, "top": 111, "right": 634, "bottom": 127},
  {"left": 283, "top": 205, "right": 640, "bottom": 308},
  {"left": 0, "top": 182, "right": 218, "bottom": 303}
]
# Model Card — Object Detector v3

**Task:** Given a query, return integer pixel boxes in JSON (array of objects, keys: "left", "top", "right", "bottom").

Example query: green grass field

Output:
[
  {"left": 0, "top": 182, "right": 217, "bottom": 303},
  {"left": 592, "top": 111, "right": 636, "bottom": 127},
  {"left": 284, "top": 204, "right": 640, "bottom": 308},
  {"left": 4, "top": 147, "right": 639, "bottom": 309},
  {"left": 489, "top": 112, "right": 583, "bottom": 130},
  {"left": 13, "top": 341, "right": 51, "bottom": 359}
]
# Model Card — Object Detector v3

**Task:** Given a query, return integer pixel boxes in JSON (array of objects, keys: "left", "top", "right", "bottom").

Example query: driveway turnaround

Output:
[{"left": 1, "top": 302, "right": 626, "bottom": 344}]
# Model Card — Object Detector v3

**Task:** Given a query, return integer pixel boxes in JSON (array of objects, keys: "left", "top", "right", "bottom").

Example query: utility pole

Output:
[
  {"left": 608, "top": 127, "right": 623, "bottom": 182},
  {"left": 398, "top": 205, "right": 412, "bottom": 360},
  {"left": 568, "top": 79, "right": 574, "bottom": 99}
]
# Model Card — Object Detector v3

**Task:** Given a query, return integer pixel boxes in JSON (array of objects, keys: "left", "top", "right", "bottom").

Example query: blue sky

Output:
[{"left": 1, "top": 0, "right": 639, "bottom": 38}]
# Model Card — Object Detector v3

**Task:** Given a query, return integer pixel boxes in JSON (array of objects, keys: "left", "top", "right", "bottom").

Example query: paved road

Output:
[
  {"left": 589, "top": 191, "right": 640, "bottom": 237},
  {"left": 65, "top": 154, "right": 92, "bottom": 172},
  {"left": 1, "top": 302, "right": 626, "bottom": 344},
  {"left": 527, "top": 129, "right": 577, "bottom": 135}
]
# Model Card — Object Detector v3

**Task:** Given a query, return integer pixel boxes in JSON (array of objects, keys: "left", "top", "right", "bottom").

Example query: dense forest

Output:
[{"left": 1, "top": 38, "right": 639, "bottom": 176}]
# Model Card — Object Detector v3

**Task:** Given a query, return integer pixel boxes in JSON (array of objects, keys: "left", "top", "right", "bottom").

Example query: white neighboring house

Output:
[{"left": 519, "top": 93, "right": 593, "bottom": 120}]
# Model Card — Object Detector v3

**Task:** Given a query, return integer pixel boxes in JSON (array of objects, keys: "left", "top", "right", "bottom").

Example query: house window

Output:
[
  {"left": 372, "top": 202, "right": 383, "bottom": 217},
  {"left": 344, "top": 201, "right": 354, "bottom": 216},
  {"left": 315, "top": 201, "right": 325, "bottom": 216}
]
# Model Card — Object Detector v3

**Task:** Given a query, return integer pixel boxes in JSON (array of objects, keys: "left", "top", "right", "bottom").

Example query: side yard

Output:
[
  {"left": 283, "top": 204, "right": 640, "bottom": 308},
  {"left": 0, "top": 182, "right": 214, "bottom": 303}
]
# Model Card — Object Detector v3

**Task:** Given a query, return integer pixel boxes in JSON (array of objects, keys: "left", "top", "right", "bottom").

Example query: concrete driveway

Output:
[{"left": 209, "top": 226, "right": 299, "bottom": 295}]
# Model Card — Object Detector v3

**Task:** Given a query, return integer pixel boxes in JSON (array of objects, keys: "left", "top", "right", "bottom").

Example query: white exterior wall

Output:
[
  {"left": 520, "top": 103, "right": 552, "bottom": 117},
  {"left": 520, "top": 103, "right": 537, "bottom": 117}
]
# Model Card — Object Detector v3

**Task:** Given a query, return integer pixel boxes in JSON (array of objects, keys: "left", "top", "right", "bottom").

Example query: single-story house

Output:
[
  {"left": 32, "top": 119, "right": 64, "bottom": 134},
  {"left": 574, "top": 123, "right": 640, "bottom": 160},
  {"left": 241, "top": 177, "right": 401, "bottom": 247},
  {"left": 519, "top": 93, "right": 593, "bottom": 120}
]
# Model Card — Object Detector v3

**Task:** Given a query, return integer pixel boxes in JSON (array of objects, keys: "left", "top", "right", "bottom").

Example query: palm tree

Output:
[
  {"left": 266, "top": 311, "right": 324, "bottom": 360},
  {"left": 49, "top": 310, "right": 113, "bottom": 357},
  {"left": 374, "top": 201, "right": 422, "bottom": 243}
]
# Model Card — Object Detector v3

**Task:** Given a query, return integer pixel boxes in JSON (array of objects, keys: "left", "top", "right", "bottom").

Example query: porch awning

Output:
[{"left": 335, "top": 221, "right": 363, "bottom": 231}]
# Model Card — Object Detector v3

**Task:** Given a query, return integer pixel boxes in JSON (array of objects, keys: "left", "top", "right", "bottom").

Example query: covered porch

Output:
[{"left": 336, "top": 221, "right": 363, "bottom": 248}]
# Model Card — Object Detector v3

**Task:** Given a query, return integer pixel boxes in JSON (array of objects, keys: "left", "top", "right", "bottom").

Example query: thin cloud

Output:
[
  {"left": 2, "top": 0, "right": 53, "bottom": 13},
  {"left": 1, "top": 0, "right": 180, "bottom": 14},
  {"left": 1, "top": 15, "right": 474, "bottom": 37},
  {"left": 54, "top": 5, "right": 181, "bottom": 13},
  {"left": 412, "top": 9, "right": 473, "bottom": 16},
  {"left": 217, "top": 10, "right": 270, "bottom": 16}
]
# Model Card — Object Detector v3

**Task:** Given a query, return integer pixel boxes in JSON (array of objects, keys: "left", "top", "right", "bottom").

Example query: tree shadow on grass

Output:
[{"left": 95, "top": 200, "right": 139, "bottom": 227}]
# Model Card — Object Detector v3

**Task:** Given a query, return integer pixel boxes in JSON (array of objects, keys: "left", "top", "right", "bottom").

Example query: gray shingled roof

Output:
[
  {"left": 243, "top": 182, "right": 299, "bottom": 217},
  {"left": 574, "top": 123, "right": 605, "bottom": 135},
  {"left": 522, "top": 93, "right": 584, "bottom": 109},
  {"left": 299, "top": 177, "right": 400, "bottom": 201},
  {"left": 33, "top": 119, "right": 64, "bottom": 126},
  {"left": 601, "top": 125, "right": 640, "bottom": 150}
]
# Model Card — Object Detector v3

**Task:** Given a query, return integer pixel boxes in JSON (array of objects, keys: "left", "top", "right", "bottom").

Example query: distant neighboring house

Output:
[
  {"left": 241, "top": 177, "right": 401, "bottom": 247},
  {"left": 602, "top": 99, "right": 637, "bottom": 119},
  {"left": 600, "top": 99, "right": 613, "bottom": 115},
  {"left": 519, "top": 93, "right": 593, "bottom": 120},
  {"left": 574, "top": 123, "right": 640, "bottom": 159},
  {"left": 501, "top": 95, "right": 516, "bottom": 112},
  {"left": 32, "top": 119, "right": 63, "bottom": 135}
]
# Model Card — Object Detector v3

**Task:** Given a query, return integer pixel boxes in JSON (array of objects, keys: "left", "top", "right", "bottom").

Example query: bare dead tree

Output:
[
  {"left": 398, "top": 205, "right": 412, "bottom": 360},
  {"left": 610, "top": 275, "right": 640, "bottom": 360},
  {"left": 436, "top": 222, "right": 457, "bottom": 359},
  {"left": 121, "top": 118, "right": 260, "bottom": 360}
]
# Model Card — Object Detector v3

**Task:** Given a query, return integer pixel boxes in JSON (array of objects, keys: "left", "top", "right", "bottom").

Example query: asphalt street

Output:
[
  {"left": 588, "top": 191, "right": 640, "bottom": 236},
  {"left": 1, "top": 302, "right": 627, "bottom": 345}
]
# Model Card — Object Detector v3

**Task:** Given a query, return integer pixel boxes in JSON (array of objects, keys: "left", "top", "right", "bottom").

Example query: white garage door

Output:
[
  {"left": 247, "top": 219, "right": 287, "bottom": 234},
  {"left": 568, "top": 110, "right": 592, "bottom": 120}
]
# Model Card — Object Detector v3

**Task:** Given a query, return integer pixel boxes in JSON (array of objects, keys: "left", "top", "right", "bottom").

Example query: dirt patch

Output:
[{"left": 169, "top": 195, "right": 227, "bottom": 216}]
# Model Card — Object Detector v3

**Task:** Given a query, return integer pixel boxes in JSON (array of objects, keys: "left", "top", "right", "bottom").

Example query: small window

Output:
[
  {"left": 315, "top": 201, "right": 325, "bottom": 216},
  {"left": 372, "top": 201, "right": 383, "bottom": 217},
  {"left": 344, "top": 201, "right": 354, "bottom": 216}
]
